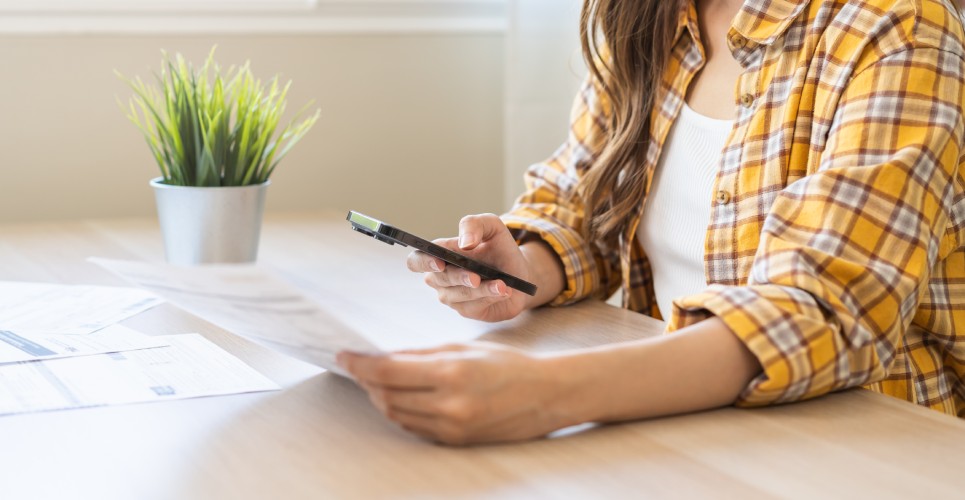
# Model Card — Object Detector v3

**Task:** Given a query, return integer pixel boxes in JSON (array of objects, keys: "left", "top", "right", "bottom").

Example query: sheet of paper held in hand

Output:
[
  {"left": 89, "top": 258, "right": 381, "bottom": 376},
  {"left": 0, "top": 334, "right": 279, "bottom": 417},
  {"left": 0, "top": 324, "right": 169, "bottom": 365},
  {"left": 0, "top": 281, "right": 163, "bottom": 335}
]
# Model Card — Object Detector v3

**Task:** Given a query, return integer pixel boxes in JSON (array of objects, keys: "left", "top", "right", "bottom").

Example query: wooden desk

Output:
[{"left": 1, "top": 212, "right": 963, "bottom": 499}]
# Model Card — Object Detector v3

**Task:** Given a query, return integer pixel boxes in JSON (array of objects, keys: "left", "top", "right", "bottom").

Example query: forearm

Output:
[
  {"left": 519, "top": 240, "right": 566, "bottom": 309},
  {"left": 541, "top": 317, "right": 762, "bottom": 425}
]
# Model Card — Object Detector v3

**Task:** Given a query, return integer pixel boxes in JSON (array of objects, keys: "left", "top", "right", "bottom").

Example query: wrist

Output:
[
  {"left": 533, "top": 350, "right": 605, "bottom": 430},
  {"left": 518, "top": 240, "right": 566, "bottom": 310}
]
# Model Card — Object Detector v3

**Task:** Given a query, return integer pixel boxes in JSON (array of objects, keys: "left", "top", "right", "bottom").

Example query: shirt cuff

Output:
[
  {"left": 667, "top": 284, "right": 840, "bottom": 407},
  {"left": 501, "top": 208, "right": 598, "bottom": 306}
]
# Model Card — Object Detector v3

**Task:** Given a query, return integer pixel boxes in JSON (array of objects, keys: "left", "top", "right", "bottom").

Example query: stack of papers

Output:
[
  {"left": 0, "top": 282, "right": 162, "bottom": 335},
  {"left": 0, "top": 281, "right": 279, "bottom": 417},
  {"left": 0, "top": 334, "right": 278, "bottom": 416},
  {"left": 90, "top": 258, "right": 383, "bottom": 376},
  {"left": 0, "top": 324, "right": 167, "bottom": 364}
]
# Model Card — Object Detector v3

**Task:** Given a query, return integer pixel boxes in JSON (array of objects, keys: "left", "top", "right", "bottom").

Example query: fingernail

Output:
[
  {"left": 459, "top": 233, "right": 475, "bottom": 248},
  {"left": 429, "top": 260, "right": 441, "bottom": 272},
  {"left": 489, "top": 282, "right": 500, "bottom": 295},
  {"left": 464, "top": 275, "right": 474, "bottom": 287}
]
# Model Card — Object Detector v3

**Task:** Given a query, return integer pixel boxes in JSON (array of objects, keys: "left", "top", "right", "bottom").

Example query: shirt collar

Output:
[
  {"left": 673, "top": 0, "right": 707, "bottom": 63},
  {"left": 678, "top": 1, "right": 701, "bottom": 47},
  {"left": 729, "top": 0, "right": 812, "bottom": 44},
  {"left": 676, "top": 0, "right": 810, "bottom": 50}
]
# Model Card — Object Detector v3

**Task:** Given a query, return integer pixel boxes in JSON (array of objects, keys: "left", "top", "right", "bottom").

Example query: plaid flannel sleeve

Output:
[
  {"left": 668, "top": 47, "right": 965, "bottom": 406},
  {"left": 502, "top": 77, "right": 621, "bottom": 306}
]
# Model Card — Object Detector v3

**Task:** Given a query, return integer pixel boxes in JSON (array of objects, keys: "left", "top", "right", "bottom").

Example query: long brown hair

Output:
[{"left": 579, "top": 0, "right": 684, "bottom": 241}]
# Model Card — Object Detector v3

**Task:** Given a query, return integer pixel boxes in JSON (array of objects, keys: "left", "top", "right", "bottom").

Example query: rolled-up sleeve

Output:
[
  {"left": 668, "top": 47, "right": 965, "bottom": 406},
  {"left": 502, "top": 76, "right": 621, "bottom": 305}
]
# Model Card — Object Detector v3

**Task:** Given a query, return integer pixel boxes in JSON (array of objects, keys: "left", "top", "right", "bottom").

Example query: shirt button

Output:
[
  {"left": 716, "top": 190, "right": 732, "bottom": 204},
  {"left": 740, "top": 93, "right": 755, "bottom": 108},
  {"left": 729, "top": 34, "right": 747, "bottom": 49}
]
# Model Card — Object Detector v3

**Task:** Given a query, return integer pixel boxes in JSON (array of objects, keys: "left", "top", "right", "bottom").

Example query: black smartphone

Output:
[{"left": 346, "top": 211, "right": 537, "bottom": 296}]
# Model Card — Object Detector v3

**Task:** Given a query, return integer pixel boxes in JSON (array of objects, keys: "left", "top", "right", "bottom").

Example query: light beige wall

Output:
[
  {"left": 505, "top": 0, "right": 584, "bottom": 207},
  {"left": 0, "top": 34, "right": 504, "bottom": 237}
]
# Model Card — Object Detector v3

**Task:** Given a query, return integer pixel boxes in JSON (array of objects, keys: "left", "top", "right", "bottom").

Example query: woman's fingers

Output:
[
  {"left": 450, "top": 297, "right": 506, "bottom": 320},
  {"left": 406, "top": 250, "right": 445, "bottom": 273},
  {"left": 423, "top": 269, "right": 480, "bottom": 289},
  {"left": 457, "top": 213, "right": 508, "bottom": 251},
  {"left": 404, "top": 214, "right": 527, "bottom": 322},
  {"left": 405, "top": 237, "right": 458, "bottom": 273},
  {"left": 388, "top": 410, "right": 453, "bottom": 444},
  {"left": 344, "top": 343, "right": 555, "bottom": 445},
  {"left": 434, "top": 280, "right": 511, "bottom": 305},
  {"left": 392, "top": 411, "right": 470, "bottom": 446},
  {"left": 338, "top": 352, "right": 441, "bottom": 389},
  {"left": 394, "top": 343, "right": 474, "bottom": 356}
]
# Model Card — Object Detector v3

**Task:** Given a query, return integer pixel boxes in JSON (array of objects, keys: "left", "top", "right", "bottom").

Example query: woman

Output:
[{"left": 338, "top": 0, "right": 965, "bottom": 445}]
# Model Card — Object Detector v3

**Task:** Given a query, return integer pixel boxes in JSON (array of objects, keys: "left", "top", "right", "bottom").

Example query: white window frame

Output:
[{"left": 0, "top": 0, "right": 508, "bottom": 34}]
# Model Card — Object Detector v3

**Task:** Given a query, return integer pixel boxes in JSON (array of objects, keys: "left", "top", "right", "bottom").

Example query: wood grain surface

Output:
[{"left": 0, "top": 212, "right": 962, "bottom": 499}]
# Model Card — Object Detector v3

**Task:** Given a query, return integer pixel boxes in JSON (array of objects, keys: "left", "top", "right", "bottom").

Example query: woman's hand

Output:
[
  {"left": 338, "top": 319, "right": 760, "bottom": 446},
  {"left": 337, "top": 343, "right": 575, "bottom": 445},
  {"left": 406, "top": 214, "right": 534, "bottom": 322}
]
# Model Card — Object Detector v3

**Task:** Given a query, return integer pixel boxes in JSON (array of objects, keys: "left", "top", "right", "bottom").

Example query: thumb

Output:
[{"left": 457, "top": 214, "right": 508, "bottom": 250}]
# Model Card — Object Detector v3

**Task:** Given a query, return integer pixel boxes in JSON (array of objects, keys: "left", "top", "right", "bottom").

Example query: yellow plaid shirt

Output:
[{"left": 503, "top": 0, "right": 965, "bottom": 416}]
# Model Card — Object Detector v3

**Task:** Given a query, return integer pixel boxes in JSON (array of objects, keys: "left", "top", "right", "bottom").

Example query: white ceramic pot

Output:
[{"left": 150, "top": 177, "right": 269, "bottom": 265}]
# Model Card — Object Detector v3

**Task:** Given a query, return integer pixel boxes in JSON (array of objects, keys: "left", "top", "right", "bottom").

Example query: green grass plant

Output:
[{"left": 118, "top": 48, "right": 319, "bottom": 187}]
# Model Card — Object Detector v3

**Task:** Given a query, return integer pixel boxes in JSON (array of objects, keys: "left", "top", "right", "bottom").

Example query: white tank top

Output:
[{"left": 637, "top": 102, "right": 733, "bottom": 319}]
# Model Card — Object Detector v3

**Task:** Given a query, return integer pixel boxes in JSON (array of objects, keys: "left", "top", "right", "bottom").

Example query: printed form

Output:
[
  {"left": 91, "top": 258, "right": 381, "bottom": 376},
  {"left": 0, "top": 324, "right": 169, "bottom": 364},
  {"left": 0, "top": 282, "right": 163, "bottom": 335},
  {"left": 0, "top": 334, "right": 279, "bottom": 416}
]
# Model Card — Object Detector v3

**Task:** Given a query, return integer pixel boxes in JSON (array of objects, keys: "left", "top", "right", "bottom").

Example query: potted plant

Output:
[{"left": 118, "top": 48, "right": 319, "bottom": 265}]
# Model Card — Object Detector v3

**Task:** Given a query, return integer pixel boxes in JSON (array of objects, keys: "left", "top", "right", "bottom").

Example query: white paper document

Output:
[
  {"left": 0, "top": 324, "right": 170, "bottom": 364},
  {"left": 0, "top": 281, "right": 163, "bottom": 335},
  {"left": 90, "top": 258, "right": 381, "bottom": 375},
  {"left": 0, "top": 334, "right": 279, "bottom": 416}
]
